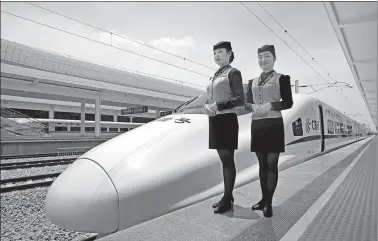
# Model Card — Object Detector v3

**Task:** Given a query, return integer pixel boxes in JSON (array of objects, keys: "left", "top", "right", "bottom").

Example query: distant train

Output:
[
  {"left": 45, "top": 93, "right": 375, "bottom": 238},
  {"left": 11, "top": 118, "right": 144, "bottom": 137}
]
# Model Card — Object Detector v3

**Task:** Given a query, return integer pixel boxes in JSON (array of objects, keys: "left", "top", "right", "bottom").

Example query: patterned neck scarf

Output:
[
  {"left": 213, "top": 64, "right": 231, "bottom": 80},
  {"left": 259, "top": 70, "right": 275, "bottom": 86}
]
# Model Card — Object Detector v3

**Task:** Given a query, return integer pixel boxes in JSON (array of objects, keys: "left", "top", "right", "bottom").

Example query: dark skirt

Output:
[
  {"left": 209, "top": 113, "right": 239, "bottom": 150},
  {"left": 251, "top": 117, "right": 285, "bottom": 153}
]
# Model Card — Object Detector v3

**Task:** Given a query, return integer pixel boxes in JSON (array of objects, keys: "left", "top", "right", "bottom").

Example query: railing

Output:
[
  {"left": 57, "top": 147, "right": 91, "bottom": 156},
  {"left": 0, "top": 106, "right": 50, "bottom": 137}
]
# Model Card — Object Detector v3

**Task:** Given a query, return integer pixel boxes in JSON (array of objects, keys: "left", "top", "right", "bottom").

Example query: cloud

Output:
[
  {"left": 150, "top": 36, "right": 197, "bottom": 55},
  {"left": 96, "top": 33, "right": 197, "bottom": 57}
]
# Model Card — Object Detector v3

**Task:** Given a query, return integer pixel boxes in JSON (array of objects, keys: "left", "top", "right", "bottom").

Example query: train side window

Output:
[
  {"left": 337, "top": 122, "right": 341, "bottom": 134},
  {"left": 101, "top": 127, "right": 108, "bottom": 132},
  {"left": 120, "top": 128, "right": 128, "bottom": 132},
  {"left": 291, "top": 118, "right": 303, "bottom": 136},
  {"left": 109, "top": 128, "right": 118, "bottom": 132},
  {"left": 327, "top": 120, "right": 334, "bottom": 134}
]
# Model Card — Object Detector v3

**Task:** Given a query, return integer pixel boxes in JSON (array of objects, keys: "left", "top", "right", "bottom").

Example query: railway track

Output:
[
  {"left": 1, "top": 153, "right": 61, "bottom": 160},
  {"left": 0, "top": 172, "right": 62, "bottom": 192},
  {"left": 1, "top": 155, "right": 99, "bottom": 240},
  {"left": 0, "top": 158, "right": 75, "bottom": 170},
  {"left": 1, "top": 152, "right": 85, "bottom": 160}
]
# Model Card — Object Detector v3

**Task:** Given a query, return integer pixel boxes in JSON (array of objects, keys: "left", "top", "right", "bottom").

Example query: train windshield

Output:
[{"left": 174, "top": 92, "right": 208, "bottom": 114}]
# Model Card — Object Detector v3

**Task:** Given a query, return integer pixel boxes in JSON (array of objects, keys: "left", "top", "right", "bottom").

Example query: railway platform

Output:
[{"left": 97, "top": 136, "right": 377, "bottom": 241}]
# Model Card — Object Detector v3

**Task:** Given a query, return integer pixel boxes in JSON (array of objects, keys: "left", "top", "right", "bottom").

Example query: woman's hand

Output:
[
  {"left": 209, "top": 103, "right": 218, "bottom": 113},
  {"left": 259, "top": 102, "right": 272, "bottom": 113},
  {"left": 251, "top": 104, "right": 267, "bottom": 117},
  {"left": 245, "top": 103, "right": 253, "bottom": 112},
  {"left": 204, "top": 104, "right": 216, "bottom": 116}
]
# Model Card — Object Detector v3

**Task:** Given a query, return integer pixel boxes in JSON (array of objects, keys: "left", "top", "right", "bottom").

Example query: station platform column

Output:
[
  {"left": 48, "top": 105, "right": 54, "bottom": 132},
  {"left": 80, "top": 101, "right": 85, "bottom": 137},
  {"left": 95, "top": 95, "right": 101, "bottom": 138}
]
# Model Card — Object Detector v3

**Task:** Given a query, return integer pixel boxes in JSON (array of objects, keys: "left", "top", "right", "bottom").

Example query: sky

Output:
[{"left": 1, "top": 1, "right": 376, "bottom": 130}]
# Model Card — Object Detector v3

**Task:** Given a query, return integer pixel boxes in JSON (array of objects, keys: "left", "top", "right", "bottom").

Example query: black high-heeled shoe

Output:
[
  {"left": 251, "top": 199, "right": 265, "bottom": 211},
  {"left": 213, "top": 198, "right": 233, "bottom": 213},
  {"left": 262, "top": 204, "right": 273, "bottom": 217},
  {"left": 212, "top": 195, "right": 234, "bottom": 208}
]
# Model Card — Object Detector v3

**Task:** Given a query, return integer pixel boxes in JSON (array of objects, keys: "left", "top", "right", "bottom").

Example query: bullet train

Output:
[{"left": 45, "top": 92, "right": 373, "bottom": 238}]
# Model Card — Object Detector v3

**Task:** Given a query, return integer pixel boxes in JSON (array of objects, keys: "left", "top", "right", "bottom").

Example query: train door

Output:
[{"left": 318, "top": 105, "right": 325, "bottom": 152}]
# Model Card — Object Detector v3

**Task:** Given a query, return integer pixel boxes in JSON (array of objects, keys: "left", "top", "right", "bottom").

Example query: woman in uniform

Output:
[
  {"left": 204, "top": 41, "right": 245, "bottom": 214},
  {"left": 245, "top": 44, "right": 293, "bottom": 217}
]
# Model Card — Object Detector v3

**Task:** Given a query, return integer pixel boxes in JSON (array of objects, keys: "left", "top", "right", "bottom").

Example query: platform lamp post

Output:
[{"left": 291, "top": 80, "right": 314, "bottom": 93}]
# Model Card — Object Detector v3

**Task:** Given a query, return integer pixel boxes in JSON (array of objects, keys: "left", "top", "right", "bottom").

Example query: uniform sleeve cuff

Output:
[{"left": 216, "top": 102, "right": 225, "bottom": 111}]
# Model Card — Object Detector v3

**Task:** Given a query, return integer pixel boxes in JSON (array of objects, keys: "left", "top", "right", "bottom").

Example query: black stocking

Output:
[
  {"left": 265, "top": 153, "right": 279, "bottom": 205},
  {"left": 217, "top": 149, "right": 236, "bottom": 201},
  {"left": 256, "top": 152, "right": 267, "bottom": 203}
]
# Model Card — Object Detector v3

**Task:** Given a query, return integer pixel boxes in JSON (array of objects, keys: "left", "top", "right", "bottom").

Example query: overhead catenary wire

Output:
[
  {"left": 256, "top": 2, "right": 337, "bottom": 84},
  {"left": 240, "top": 2, "right": 337, "bottom": 86},
  {"left": 17, "top": 41, "right": 207, "bottom": 89},
  {"left": 25, "top": 1, "right": 216, "bottom": 71},
  {"left": 244, "top": 2, "right": 355, "bottom": 94},
  {"left": 306, "top": 80, "right": 352, "bottom": 94},
  {"left": 5, "top": 4, "right": 353, "bottom": 94},
  {"left": 1, "top": 10, "right": 212, "bottom": 79},
  {"left": 26, "top": 1, "right": 345, "bottom": 91},
  {"left": 343, "top": 94, "right": 370, "bottom": 123}
]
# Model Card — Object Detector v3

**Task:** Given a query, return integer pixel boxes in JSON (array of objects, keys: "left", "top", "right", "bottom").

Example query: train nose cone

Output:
[{"left": 45, "top": 158, "right": 119, "bottom": 234}]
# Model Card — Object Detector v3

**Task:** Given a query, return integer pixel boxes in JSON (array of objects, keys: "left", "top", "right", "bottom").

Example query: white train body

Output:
[{"left": 45, "top": 93, "right": 372, "bottom": 235}]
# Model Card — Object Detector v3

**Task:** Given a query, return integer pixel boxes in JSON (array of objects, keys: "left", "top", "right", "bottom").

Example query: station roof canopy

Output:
[
  {"left": 324, "top": 2, "right": 377, "bottom": 128},
  {"left": 1, "top": 38, "right": 205, "bottom": 111}
]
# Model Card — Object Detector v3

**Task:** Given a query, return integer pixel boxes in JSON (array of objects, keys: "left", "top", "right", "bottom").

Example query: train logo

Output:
[
  {"left": 312, "top": 120, "right": 320, "bottom": 131},
  {"left": 156, "top": 117, "right": 191, "bottom": 123},
  {"left": 157, "top": 117, "right": 174, "bottom": 122},
  {"left": 174, "top": 117, "right": 191, "bottom": 124},
  {"left": 305, "top": 118, "right": 320, "bottom": 133},
  {"left": 305, "top": 118, "right": 311, "bottom": 133}
]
